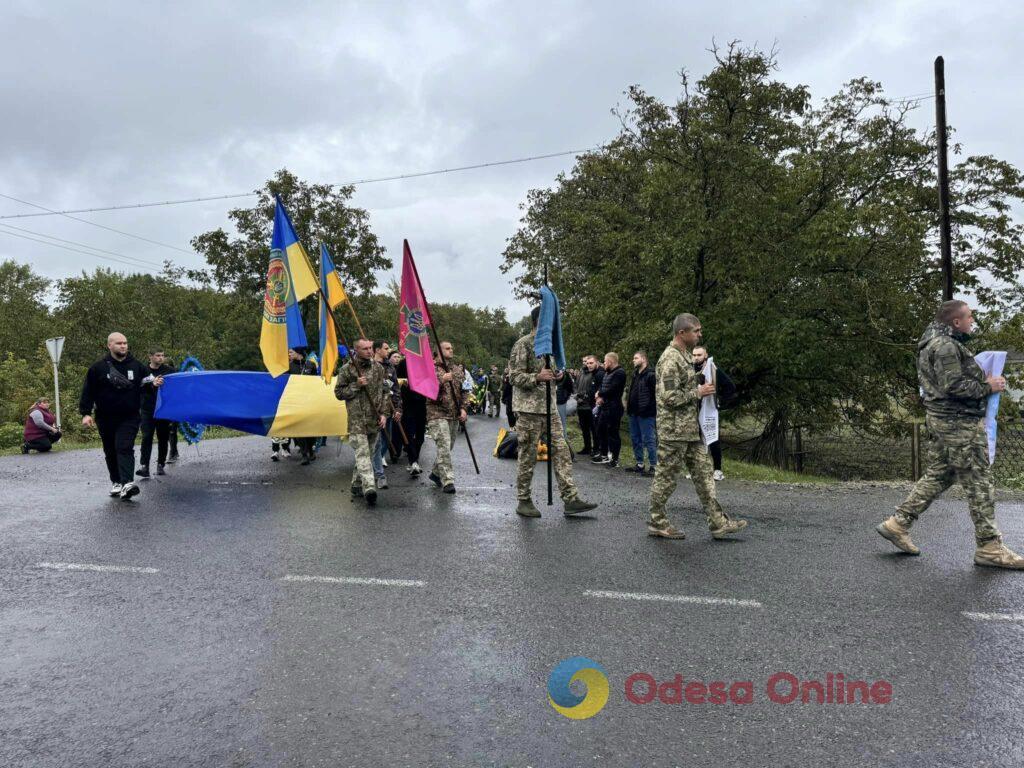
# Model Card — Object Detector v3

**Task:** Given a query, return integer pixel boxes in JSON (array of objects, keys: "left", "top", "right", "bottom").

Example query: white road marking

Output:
[
  {"left": 583, "top": 589, "right": 762, "bottom": 608},
  {"left": 281, "top": 575, "right": 426, "bottom": 588},
  {"left": 963, "top": 611, "right": 1024, "bottom": 622},
  {"left": 36, "top": 562, "right": 159, "bottom": 574}
]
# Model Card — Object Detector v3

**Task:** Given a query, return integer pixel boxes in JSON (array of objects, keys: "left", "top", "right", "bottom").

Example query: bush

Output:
[{"left": 0, "top": 422, "right": 24, "bottom": 449}]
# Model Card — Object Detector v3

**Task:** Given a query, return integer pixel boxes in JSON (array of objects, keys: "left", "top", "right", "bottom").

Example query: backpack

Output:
[{"left": 494, "top": 429, "right": 520, "bottom": 459}]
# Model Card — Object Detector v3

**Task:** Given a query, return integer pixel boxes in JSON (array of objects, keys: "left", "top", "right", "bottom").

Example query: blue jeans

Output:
[
  {"left": 371, "top": 420, "right": 389, "bottom": 477},
  {"left": 629, "top": 415, "right": 657, "bottom": 467}
]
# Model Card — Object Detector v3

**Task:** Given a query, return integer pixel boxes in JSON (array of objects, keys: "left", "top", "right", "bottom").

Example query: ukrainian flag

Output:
[
  {"left": 156, "top": 371, "right": 347, "bottom": 437},
  {"left": 319, "top": 244, "right": 348, "bottom": 383},
  {"left": 260, "top": 198, "right": 320, "bottom": 376}
]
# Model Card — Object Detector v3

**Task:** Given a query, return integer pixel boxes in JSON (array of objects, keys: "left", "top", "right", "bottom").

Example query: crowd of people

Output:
[{"left": 55, "top": 299, "right": 1024, "bottom": 568}]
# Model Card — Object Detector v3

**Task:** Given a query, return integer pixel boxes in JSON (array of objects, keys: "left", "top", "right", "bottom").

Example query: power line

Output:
[
  {"left": 0, "top": 191, "right": 196, "bottom": 254},
  {"left": 0, "top": 221, "right": 164, "bottom": 269},
  {"left": 0, "top": 226, "right": 161, "bottom": 274},
  {"left": 0, "top": 147, "right": 598, "bottom": 220}
]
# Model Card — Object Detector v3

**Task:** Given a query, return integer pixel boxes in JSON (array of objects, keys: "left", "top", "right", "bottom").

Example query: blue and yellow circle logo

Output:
[{"left": 547, "top": 657, "right": 609, "bottom": 720}]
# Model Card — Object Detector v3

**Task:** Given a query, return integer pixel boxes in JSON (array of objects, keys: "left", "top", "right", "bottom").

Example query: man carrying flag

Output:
[
  {"left": 509, "top": 293, "right": 598, "bottom": 519},
  {"left": 318, "top": 244, "right": 348, "bottom": 383},
  {"left": 260, "top": 198, "right": 320, "bottom": 377}
]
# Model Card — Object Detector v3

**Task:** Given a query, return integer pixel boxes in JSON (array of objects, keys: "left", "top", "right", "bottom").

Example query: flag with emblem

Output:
[
  {"left": 259, "top": 198, "right": 319, "bottom": 377},
  {"left": 398, "top": 239, "right": 439, "bottom": 400}
]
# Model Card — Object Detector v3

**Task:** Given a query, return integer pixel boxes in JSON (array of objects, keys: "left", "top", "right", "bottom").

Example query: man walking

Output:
[
  {"left": 334, "top": 339, "right": 389, "bottom": 506},
  {"left": 647, "top": 314, "right": 748, "bottom": 540},
  {"left": 509, "top": 306, "right": 597, "bottom": 518},
  {"left": 626, "top": 350, "right": 657, "bottom": 475},
  {"left": 486, "top": 365, "right": 502, "bottom": 418},
  {"left": 79, "top": 332, "right": 163, "bottom": 500},
  {"left": 371, "top": 340, "right": 402, "bottom": 488},
  {"left": 877, "top": 300, "right": 1024, "bottom": 568},
  {"left": 137, "top": 348, "right": 174, "bottom": 478},
  {"left": 594, "top": 352, "right": 626, "bottom": 467},
  {"left": 425, "top": 341, "right": 467, "bottom": 494},
  {"left": 396, "top": 355, "right": 427, "bottom": 476}
]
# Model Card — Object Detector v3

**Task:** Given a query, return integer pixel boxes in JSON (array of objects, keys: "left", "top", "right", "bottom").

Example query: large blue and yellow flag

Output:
[
  {"left": 318, "top": 244, "right": 348, "bottom": 383},
  {"left": 260, "top": 198, "right": 320, "bottom": 376},
  {"left": 156, "top": 371, "right": 347, "bottom": 437}
]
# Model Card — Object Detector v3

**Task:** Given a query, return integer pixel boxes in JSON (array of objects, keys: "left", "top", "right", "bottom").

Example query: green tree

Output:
[
  {"left": 0, "top": 259, "right": 53, "bottom": 361},
  {"left": 190, "top": 169, "right": 390, "bottom": 297},
  {"left": 502, "top": 44, "right": 1024, "bottom": 459}
]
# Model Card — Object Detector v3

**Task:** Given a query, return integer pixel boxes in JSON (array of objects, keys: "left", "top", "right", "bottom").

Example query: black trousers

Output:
[
  {"left": 599, "top": 405, "right": 623, "bottom": 461},
  {"left": 139, "top": 411, "right": 171, "bottom": 467},
  {"left": 168, "top": 423, "right": 179, "bottom": 455},
  {"left": 294, "top": 437, "right": 315, "bottom": 458},
  {"left": 97, "top": 415, "right": 140, "bottom": 484},
  {"left": 25, "top": 433, "right": 61, "bottom": 452},
  {"left": 709, "top": 440, "right": 723, "bottom": 471},
  {"left": 401, "top": 405, "right": 426, "bottom": 463},
  {"left": 577, "top": 407, "right": 594, "bottom": 453}
]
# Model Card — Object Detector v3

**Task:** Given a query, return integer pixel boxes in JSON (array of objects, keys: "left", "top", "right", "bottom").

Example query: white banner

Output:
[{"left": 699, "top": 357, "right": 719, "bottom": 446}]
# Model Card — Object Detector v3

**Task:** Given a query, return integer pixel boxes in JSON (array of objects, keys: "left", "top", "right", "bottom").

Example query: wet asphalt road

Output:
[{"left": 3, "top": 416, "right": 1024, "bottom": 767}]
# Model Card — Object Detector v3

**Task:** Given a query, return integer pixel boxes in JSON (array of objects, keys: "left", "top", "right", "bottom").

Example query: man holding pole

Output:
[
  {"left": 335, "top": 338, "right": 389, "bottom": 507},
  {"left": 510, "top": 306, "right": 597, "bottom": 518},
  {"left": 425, "top": 341, "right": 467, "bottom": 494}
]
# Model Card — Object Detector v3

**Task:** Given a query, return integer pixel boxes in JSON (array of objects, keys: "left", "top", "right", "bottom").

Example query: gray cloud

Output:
[{"left": 1, "top": 0, "right": 1020, "bottom": 321}]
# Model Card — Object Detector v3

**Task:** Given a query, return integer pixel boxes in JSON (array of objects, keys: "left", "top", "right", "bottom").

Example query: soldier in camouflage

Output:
[
  {"left": 334, "top": 338, "right": 389, "bottom": 507},
  {"left": 877, "top": 300, "right": 1024, "bottom": 568},
  {"left": 486, "top": 365, "right": 502, "bottom": 418},
  {"left": 509, "top": 306, "right": 597, "bottom": 518},
  {"left": 647, "top": 313, "right": 748, "bottom": 540},
  {"left": 425, "top": 341, "right": 467, "bottom": 494}
]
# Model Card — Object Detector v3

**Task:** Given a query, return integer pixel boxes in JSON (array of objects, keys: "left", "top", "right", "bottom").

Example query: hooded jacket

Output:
[{"left": 916, "top": 321, "right": 989, "bottom": 419}]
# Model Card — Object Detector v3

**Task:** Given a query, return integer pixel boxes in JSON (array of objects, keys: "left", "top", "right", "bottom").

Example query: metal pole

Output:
[
  {"left": 52, "top": 361, "right": 61, "bottom": 430},
  {"left": 935, "top": 56, "right": 954, "bottom": 301}
]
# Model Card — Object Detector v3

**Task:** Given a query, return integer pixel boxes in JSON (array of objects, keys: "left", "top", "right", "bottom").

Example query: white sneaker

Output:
[
  {"left": 109, "top": 483, "right": 123, "bottom": 497},
  {"left": 685, "top": 474, "right": 691, "bottom": 480},
  {"left": 713, "top": 470, "right": 725, "bottom": 481},
  {"left": 410, "top": 462, "right": 422, "bottom": 476},
  {"left": 119, "top": 482, "right": 141, "bottom": 500},
  {"left": 382, "top": 457, "right": 388, "bottom": 468}
]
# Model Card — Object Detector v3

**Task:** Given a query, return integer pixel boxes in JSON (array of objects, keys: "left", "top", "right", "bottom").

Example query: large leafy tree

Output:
[
  {"left": 190, "top": 169, "right": 390, "bottom": 296},
  {"left": 502, "top": 44, "right": 1024, "bottom": 456},
  {"left": 0, "top": 259, "right": 53, "bottom": 361}
]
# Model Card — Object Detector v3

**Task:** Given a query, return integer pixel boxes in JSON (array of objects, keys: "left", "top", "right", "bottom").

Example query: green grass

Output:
[
  {"left": 1, "top": 425, "right": 249, "bottom": 457},
  {"left": 562, "top": 416, "right": 838, "bottom": 485}
]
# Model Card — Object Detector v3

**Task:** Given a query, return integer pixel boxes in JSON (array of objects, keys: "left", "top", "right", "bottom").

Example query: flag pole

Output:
[
  {"left": 299, "top": 246, "right": 396, "bottom": 456},
  {"left": 543, "top": 262, "right": 553, "bottom": 506},
  {"left": 406, "top": 244, "right": 480, "bottom": 474}
]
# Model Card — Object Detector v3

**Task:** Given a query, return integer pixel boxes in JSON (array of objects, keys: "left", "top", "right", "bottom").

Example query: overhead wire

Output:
[
  {"left": 0, "top": 226, "right": 161, "bottom": 274},
  {"left": 0, "top": 221, "right": 164, "bottom": 269}
]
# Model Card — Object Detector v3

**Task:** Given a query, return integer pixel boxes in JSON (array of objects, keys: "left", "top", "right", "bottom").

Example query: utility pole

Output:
[{"left": 935, "top": 55, "right": 954, "bottom": 300}]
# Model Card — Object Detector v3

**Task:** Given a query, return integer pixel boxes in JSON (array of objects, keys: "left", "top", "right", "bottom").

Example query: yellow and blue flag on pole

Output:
[
  {"left": 318, "top": 244, "right": 348, "bottom": 383},
  {"left": 259, "top": 197, "right": 320, "bottom": 376}
]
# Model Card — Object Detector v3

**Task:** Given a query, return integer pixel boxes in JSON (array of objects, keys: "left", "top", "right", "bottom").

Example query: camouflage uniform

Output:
[
  {"left": 486, "top": 372, "right": 502, "bottom": 417},
  {"left": 648, "top": 342, "right": 729, "bottom": 530},
  {"left": 425, "top": 361, "right": 465, "bottom": 486},
  {"left": 335, "top": 356, "right": 389, "bottom": 493},
  {"left": 894, "top": 322, "right": 1000, "bottom": 544},
  {"left": 509, "top": 331, "right": 581, "bottom": 502}
]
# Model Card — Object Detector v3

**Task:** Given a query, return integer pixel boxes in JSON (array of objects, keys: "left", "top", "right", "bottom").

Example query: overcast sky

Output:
[{"left": 2, "top": 0, "right": 1021, "bottom": 319}]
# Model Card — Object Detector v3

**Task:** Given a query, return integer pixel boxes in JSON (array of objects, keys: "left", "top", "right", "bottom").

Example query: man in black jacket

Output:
[
  {"left": 575, "top": 356, "right": 598, "bottom": 456},
  {"left": 137, "top": 348, "right": 174, "bottom": 478},
  {"left": 593, "top": 352, "right": 626, "bottom": 468},
  {"left": 396, "top": 356, "right": 427, "bottom": 475},
  {"left": 290, "top": 348, "right": 319, "bottom": 465},
  {"left": 626, "top": 350, "right": 657, "bottom": 474},
  {"left": 80, "top": 332, "right": 164, "bottom": 500}
]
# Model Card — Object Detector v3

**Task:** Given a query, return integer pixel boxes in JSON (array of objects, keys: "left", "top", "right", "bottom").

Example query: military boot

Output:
[
  {"left": 710, "top": 517, "right": 749, "bottom": 540},
  {"left": 516, "top": 499, "right": 541, "bottom": 518},
  {"left": 647, "top": 523, "right": 685, "bottom": 539},
  {"left": 876, "top": 515, "right": 920, "bottom": 555},
  {"left": 974, "top": 539, "right": 1024, "bottom": 569},
  {"left": 563, "top": 497, "right": 598, "bottom": 516}
]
